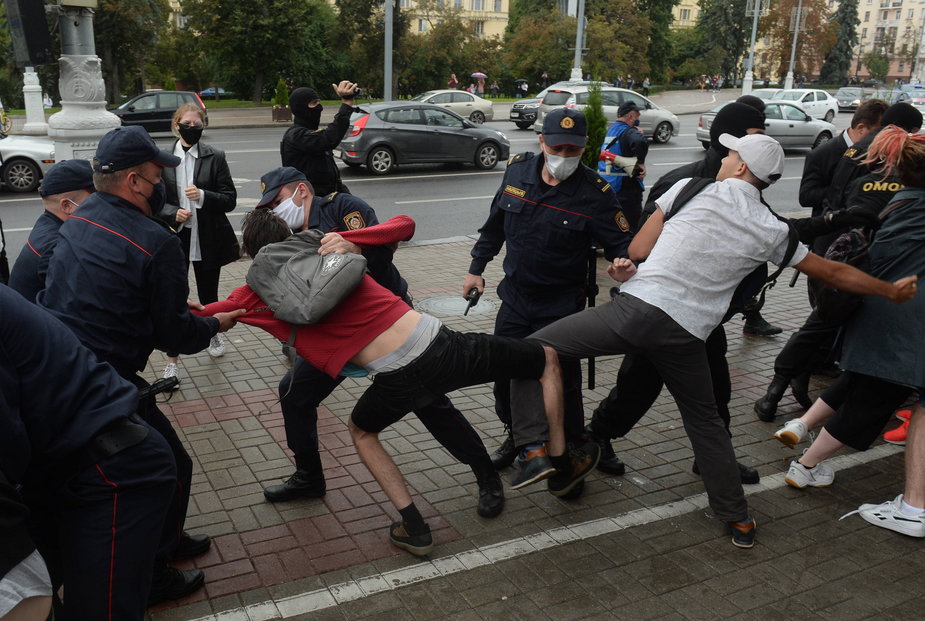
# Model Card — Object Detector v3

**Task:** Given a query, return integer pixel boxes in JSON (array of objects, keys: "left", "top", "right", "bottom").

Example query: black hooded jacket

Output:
[{"left": 280, "top": 101, "right": 354, "bottom": 196}]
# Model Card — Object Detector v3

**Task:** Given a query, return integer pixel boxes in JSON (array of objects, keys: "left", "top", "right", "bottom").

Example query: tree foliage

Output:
[
  {"left": 503, "top": 8, "right": 574, "bottom": 88},
  {"left": 95, "top": 0, "right": 170, "bottom": 102},
  {"left": 864, "top": 49, "right": 890, "bottom": 82},
  {"left": 636, "top": 0, "right": 679, "bottom": 83},
  {"left": 581, "top": 82, "right": 607, "bottom": 169},
  {"left": 667, "top": 26, "right": 725, "bottom": 83},
  {"left": 695, "top": 0, "right": 750, "bottom": 79},
  {"left": 758, "top": 0, "right": 835, "bottom": 79},
  {"left": 584, "top": 0, "right": 651, "bottom": 82},
  {"left": 819, "top": 0, "right": 859, "bottom": 84}
]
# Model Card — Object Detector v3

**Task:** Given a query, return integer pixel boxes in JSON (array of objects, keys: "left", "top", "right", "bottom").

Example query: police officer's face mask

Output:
[
  {"left": 273, "top": 185, "right": 306, "bottom": 228},
  {"left": 543, "top": 145, "right": 582, "bottom": 180}
]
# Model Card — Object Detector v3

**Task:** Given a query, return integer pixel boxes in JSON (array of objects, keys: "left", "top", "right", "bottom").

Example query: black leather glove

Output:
[{"left": 826, "top": 207, "right": 881, "bottom": 231}]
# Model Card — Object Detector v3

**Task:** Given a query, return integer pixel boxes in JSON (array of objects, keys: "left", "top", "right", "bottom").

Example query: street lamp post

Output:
[
  {"left": 569, "top": 0, "right": 586, "bottom": 81},
  {"left": 784, "top": 0, "right": 804, "bottom": 90},
  {"left": 742, "top": 0, "right": 768, "bottom": 95}
]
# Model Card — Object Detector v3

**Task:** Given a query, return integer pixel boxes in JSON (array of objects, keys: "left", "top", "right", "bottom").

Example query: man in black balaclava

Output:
[
  {"left": 280, "top": 80, "right": 358, "bottom": 196},
  {"left": 584, "top": 99, "right": 771, "bottom": 484}
]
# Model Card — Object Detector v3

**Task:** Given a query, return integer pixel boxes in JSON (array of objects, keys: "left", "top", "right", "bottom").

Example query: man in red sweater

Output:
[{"left": 198, "top": 209, "right": 598, "bottom": 556}]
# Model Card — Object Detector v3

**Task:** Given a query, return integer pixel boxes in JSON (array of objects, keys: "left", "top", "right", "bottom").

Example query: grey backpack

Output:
[{"left": 245, "top": 229, "right": 367, "bottom": 325}]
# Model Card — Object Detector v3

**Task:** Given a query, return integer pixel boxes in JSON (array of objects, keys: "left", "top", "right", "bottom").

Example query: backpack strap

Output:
[
  {"left": 879, "top": 197, "right": 914, "bottom": 221},
  {"left": 663, "top": 177, "right": 715, "bottom": 220},
  {"left": 602, "top": 123, "right": 629, "bottom": 153}
]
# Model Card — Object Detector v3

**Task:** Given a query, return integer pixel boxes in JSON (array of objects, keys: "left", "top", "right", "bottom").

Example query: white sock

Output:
[{"left": 900, "top": 497, "right": 925, "bottom": 516}]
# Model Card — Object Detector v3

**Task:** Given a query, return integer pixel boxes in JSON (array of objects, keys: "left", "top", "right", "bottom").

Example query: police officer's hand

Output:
[
  {"left": 184, "top": 185, "right": 201, "bottom": 202},
  {"left": 826, "top": 207, "right": 880, "bottom": 231},
  {"left": 635, "top": 163, "right": 647, "bottom": 179},
  {"left": 607, "top": 258, "right": 637, "bottom": 282},
  {"left": 319, "top": 232, "right": 361, "bottom": 255},
  {"left": 214, "top": 308, "right": 247, "bottom": 332},
  {"left": 334, "top": 81, "right": 358, "bottom": 102},
  {"left": 462, "top": 274, "right": 485, "bottom": 299},
  {"left": 176, "top": 209, "right": 192, "bottom": 223}
]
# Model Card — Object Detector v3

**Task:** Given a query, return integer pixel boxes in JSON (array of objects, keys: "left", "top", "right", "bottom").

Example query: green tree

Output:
[
  {"left": 581, "top": 82, "right": 607, "bottom": 169},
  {"left": 637, "top": 0, "right": 679, "bottom": 83},
  {"left": 819, "top": 0, "right": 859, "bottom": 84},
  {"left": 95, "top": 0, "right": 170, "bottom": 102},
  {"left": 696, "top": 0, "right": 750, "bottom": 80},
  {"left": 505, "top": 0, "right": 557, "bottom": 40},
  {"left": 336, "top": 0, "right": 411, "bottom": 97},
  {"left": 863, "top": 49, "right": 890, "bottom": 82},
  {"left": 503, "top": 7, "right": 573, "bottom": 88},
  {"left": 759, "top": 0, "right": 834, "bottom": 80},
  {"left": 584, "top": 0, "right": 651, "bottom": 81}
]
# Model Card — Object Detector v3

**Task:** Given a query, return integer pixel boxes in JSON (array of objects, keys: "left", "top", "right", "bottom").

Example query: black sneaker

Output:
[
  {"left": 147, "top": 565, "right": 205, "bottom": 607},
  {"left": 547, "top": 441, "right": 601, "bottom": 497},
  {"left": 389, "top": 521, "right": 433, "bottom": 556},
  {"left": 263, "top": 470, "right": 326, "bottom": 502},
  {"left": 510, "top": 445, "right": 556, "bottom": 489},
  {"left": 490, "top": 428, "right": 517, "bottom": 470},
  {"left": 586, "top": 425, "right": 625, "bottom": 475},
  {"left": 743, "top": 311, "right": 783, "bottom": 336},
  {"left": 473, "top": 468, "right": 504, "bottom": 518},
  {"left": 729, "top": 516, "right": 757, "bottom": 549}
]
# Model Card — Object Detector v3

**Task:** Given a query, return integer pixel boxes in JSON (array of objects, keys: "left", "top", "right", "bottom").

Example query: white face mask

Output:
[
  {"left": 543, "top": 147, "right": 582, "bottom": 180},
  {"left": 273, "top": 188, "right": 305, "bottom": 228}
]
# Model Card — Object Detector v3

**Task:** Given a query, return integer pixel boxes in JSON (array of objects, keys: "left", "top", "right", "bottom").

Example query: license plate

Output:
[{"left": 511, "top": 112, "right": 520, "bottom": 118}]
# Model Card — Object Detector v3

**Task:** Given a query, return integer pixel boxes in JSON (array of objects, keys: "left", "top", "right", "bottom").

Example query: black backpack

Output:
[{"left": 662, "top": 177, "right": 801, "bottom": 323}]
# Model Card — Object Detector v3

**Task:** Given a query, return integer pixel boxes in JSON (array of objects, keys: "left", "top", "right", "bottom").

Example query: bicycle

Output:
[{"left": 0, "top": 107, "right": 11, "bottom": 134}]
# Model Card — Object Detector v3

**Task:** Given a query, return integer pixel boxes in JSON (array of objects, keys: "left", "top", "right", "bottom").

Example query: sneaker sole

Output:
[
  {"left": 859, "top": 512, "right": 925, "bottom": 537},
  {"left": 896, "top": 409, "right": 912, "bottom": 421},
  {"left": 883, "top": 438, "right": 907, "bottom": 446},
  {"left": 509, "top": 465, "right": 556, "bottom": 490},
  {"left": 730, "top": 517, "right": 757, "bottom": 549},
  {"left": 774, "top": 430, "right": 802, "bottom": 448},
  {"left": 784, "top": 475, "right": 831, "bottom": 489},
  {"left": 390, "top": 537, "right": 434, "bottom": 556},
  {"left": 548, "top": 450, "right": 601, "bottom": 498}
]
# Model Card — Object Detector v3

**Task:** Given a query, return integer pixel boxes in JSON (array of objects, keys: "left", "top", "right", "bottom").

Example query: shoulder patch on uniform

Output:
[
  {"left": 507, "top": 152, "right": 532, "bottom": 166},
  {"left": 504, "top": 184, "right": 526, "bottom": 197},
  {"left": 323, "top": 192, "right": 338, "bottom": 205},
  {"left": 615, "top": 211, "right": 630, "bottom": 233},
  {"left": 844, "top": 147, "right": 857, "bottom": 159},
  {"left": 343, "top": 211, "right": 366, "bottom": 230},
  {"left": 583, "top": 166, "right": 611, "bottom": 191}
]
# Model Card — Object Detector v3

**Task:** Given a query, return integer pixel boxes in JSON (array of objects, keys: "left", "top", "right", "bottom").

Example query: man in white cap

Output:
[{"left": 508, "top": 133, "right": 918, "bottom": 549}]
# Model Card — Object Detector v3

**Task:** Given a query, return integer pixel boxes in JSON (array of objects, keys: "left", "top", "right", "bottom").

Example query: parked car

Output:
[
  {"left": 750, "top": 88, "right": 781, "bottom": 100},
  {"left": 771, "top": 89, "right": 838, "bottom": 122},
  {"left": 410, "top": 90, "right": 493, "bottom": 123},
  {"left": 696, "top": 101, "right": 835, "bottom": 150},
  {"left": 834, "top": 87, "right": 871, "bottom": 111},
  {"left": 0, "top": 134, "right": 55, "bottom": 193},
  {"left": 112, "top": 90, "right": 208, "bottom": 133},
  {"left": 336, "top": 102, "right": 509, "bottom": 175},
  {"left": 199, "top": 87, "right": 235, "bottom": 99},
  {"left": 870, "top": 88, "right": 912, "bottom": 105},
  {"left": 532, "top": 84, "right": 680, "bottom": 143},
  {"left": 509, "top": 87, "right": 550, "bottom": 130}
]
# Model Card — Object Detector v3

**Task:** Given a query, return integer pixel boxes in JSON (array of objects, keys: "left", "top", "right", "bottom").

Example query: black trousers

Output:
[
  {"left": 279, "top": 355, "right": 492, "bottom": 474},
  {"left": 772, "top": 309, "right": 839, "bottom": 380},
  {"left": 23, "top": 422, "right": 175, "bottom": 621},
  {"left": 590, "top": 325, "right": 731, "bottom": 439},
  {"left": 820, "top": 370, "right": 915, "bottom": 451}
]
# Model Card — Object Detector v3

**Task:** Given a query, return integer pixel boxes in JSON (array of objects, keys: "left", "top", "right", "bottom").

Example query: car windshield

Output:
[
  {"left": 774, "top": 91, "right": 804, "bottom": 101},
  {"left": 835, "top": 88, "right": 863, "bottom": 97},
  {"left": 542, "top": 90, "right": 573, "bottom": 106},
  {"left": 410, "top": 92, "right": 435, "bottom": 101}
]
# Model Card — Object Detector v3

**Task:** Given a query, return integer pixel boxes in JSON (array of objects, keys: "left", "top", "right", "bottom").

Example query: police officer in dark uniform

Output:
[
  {"left": 37, "top": 126, "right": 245, "bottom": 605},
  {"left": 8, "top": 159, "right": 95, "bottom": 302},
  {"left": 598, "top": 101, "right": 649, "bottom": 230},
  {"left": 256, "top": 167, "right": 506, "bottom": 518},
  {"left": 462, "top": 108, "right": 632, "bottom": 474},
  {"left": 281, "top": 80, "right": 358, "bottom": 196},
  {"left": 1, "top": 285, "right": 176, "bottom": 620}
]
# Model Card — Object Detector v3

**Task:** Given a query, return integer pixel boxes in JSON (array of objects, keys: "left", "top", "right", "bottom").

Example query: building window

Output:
[
  {"left": 399, "top": 0, "right": 410, "bottom": 7},
  {"left": 862, "top": 27, "right": 868, "bottom": 38},
  {"left": 899, "top": 61, "right": 905, "bottom": 72},
  {"left": 473, "top": 20, "right": 484, "bottom": 35},
  {"left": 472, "top": 0, "right": 483, "bottom": 10},
  {"left": 896, "top": 10, "right": 901, "bottom": 19},
  {"left": 680, "top": 8, "right": 690, "bottom": 20},
  {"left": 865, "top": 11, "right": 870, "bottom": 20},
  {"left": 454, "top": 0, "right": 462, "bottom": 8},
  {"left": 418, "top": 19, "right": 427, "bottom": 32},
  {"left": 910, "top": 9, "right": 915, "bottom": 19},
  {"left": 494, "top": 0, "right": 501, "bottom": 11}
]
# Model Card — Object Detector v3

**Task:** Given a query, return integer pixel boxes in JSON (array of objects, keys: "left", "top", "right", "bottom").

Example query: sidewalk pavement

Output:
[{"left": 144, "top": 236, "right": 921, "bottom": 620}]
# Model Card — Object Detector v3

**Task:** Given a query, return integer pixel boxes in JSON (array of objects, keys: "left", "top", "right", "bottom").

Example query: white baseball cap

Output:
[{"left": 718, "top": 133, "right": 785, "bottom": 184}]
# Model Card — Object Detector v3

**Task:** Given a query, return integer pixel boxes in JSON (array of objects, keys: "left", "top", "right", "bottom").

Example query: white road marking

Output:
[
  {"left": 395, "top": 195, "right": 495, "bottom": 205},
  {"left": 181, "top": 444, "right": 901, "bottom": 620}
]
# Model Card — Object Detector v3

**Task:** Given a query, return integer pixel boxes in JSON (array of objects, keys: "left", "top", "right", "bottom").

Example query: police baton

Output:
[{"left": 586, "top": 245, "right": 599, "bottom": 390}]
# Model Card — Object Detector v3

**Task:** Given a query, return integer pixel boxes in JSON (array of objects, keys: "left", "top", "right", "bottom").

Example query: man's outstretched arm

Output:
[{"left": 794, "top": 252, "right": 918, "bottom": 303}]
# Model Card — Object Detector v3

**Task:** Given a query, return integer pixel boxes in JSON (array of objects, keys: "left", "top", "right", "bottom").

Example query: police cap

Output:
[
  {"left": 542, "top": 108, "right": 588, "bottom": 147},
  {"left": 257, "top": 166, "right": 308, "bottom": 207},
  {"left": 39, "top": 159, "right": 95, "bottom": 197},
  {"left": 92, "top": 126, "right": 181, "bottom": 173}
]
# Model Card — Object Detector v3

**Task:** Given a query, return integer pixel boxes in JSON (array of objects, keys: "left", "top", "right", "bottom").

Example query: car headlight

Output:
[{"left": 497, "top": 132, "right": 508, "bottom": 140}]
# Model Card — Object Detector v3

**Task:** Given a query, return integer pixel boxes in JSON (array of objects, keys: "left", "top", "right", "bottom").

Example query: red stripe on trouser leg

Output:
[{"left": 95, "top": 463, "right": 119, "bottom": 621}]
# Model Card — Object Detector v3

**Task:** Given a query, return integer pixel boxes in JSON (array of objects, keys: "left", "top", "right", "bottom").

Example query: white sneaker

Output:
[
  {"left": 208, "top": 334, "right": 225, "bottom": 358},
  {"left": 774, "top": 419, "right": 809, "bottom": 448},
  {"left": 784, "top": 460, "right": 834, "bottom": 489},
  {"left": 857, "top": 495, "right": 925, "bottom": 537},
  {"left": 163, "top": 362, "right": 181, "bottom": 385}
]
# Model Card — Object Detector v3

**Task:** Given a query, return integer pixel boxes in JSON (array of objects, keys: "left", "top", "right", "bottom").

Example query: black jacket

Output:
[
  {"left": 159, "top": 141, "right": 240, "bottom": 268},
  {"left": 799, "top": 132, "right": 850, "bottom": 216},
  {"left": 280, "top": 103, "right": 353, "bottom": 196}
]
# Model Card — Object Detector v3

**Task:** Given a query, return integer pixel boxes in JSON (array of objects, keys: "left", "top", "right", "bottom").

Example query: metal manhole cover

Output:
[{"left": 417, "top": 295, "right": 496, "bottom": 316}]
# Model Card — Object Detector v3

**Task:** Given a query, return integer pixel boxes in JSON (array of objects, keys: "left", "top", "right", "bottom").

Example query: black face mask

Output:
[
  {"left": 147, "top": 179, "right": 167, "bottom": 213},
  {"left": 304, "top": 104, "right": 323, "bottom": 130},
  {"left": 178, "top": 124, "right": 203, "bottom": 145}
]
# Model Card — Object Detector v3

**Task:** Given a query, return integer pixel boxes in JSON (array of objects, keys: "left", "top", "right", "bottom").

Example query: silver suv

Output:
[{"left": 532, "top": 84, "right": 680, "bottom": 143}]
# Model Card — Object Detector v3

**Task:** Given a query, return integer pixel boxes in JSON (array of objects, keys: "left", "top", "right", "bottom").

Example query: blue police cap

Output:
[
  {"left": 542, "top": 108, "right": 588, "bottom": 147},
  {"left": 92, "top": 126, "right": 181, "bottom": 173},
  {"left": 39, "top": 159, "right": 95, "bottom": 197},
  {"left": 257, "top": 166, "right": 308, "bottom": 207}
]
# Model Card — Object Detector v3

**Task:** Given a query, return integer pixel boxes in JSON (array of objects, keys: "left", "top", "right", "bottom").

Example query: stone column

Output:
[
  {"left": 21, "top": 67, "right": 48, "bottom": 134},
  {"left": 47, "top": 2, "right": 120, "bottom": 161}
]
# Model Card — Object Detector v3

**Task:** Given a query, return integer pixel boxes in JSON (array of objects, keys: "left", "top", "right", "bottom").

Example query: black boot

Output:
[
  {"left": 754, "top": 374, "right": 789, "bottom": 422},
  {"left": 489, "top": 426, "right": 516, "bottom": 470},
  {"left": 263, "top": 469, "right": 326, "bottom": 502},
  {"left": 585, "top": 425, "right": 625, "bottom": 475},
  {"left": 148, "top": 563, "right": 204, "bottom": 607},
  {"left": 472, "top": 459, "right": 504, "bottom": 518},
  {"left": 743, "top": 309, "right": 783, "bottom": 336},
  {"left": 789, "top": 372, "right": 813, "bottom": 409}
]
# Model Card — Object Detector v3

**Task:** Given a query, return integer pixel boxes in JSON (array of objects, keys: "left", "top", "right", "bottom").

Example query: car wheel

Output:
[
  {"left": 474, "top": 142, "right": 500, "bottom": 169},
  {"left": 2, "top": 158, "right": 41, "bottom": 193},
  {"left": 653, "top": 121, "right": 672, "bottom": 144},
  {"left": 470, "top": 110, "right": 486, "bottom": 124},
  {"left": 515, "top": 122, "right": 532, "bottom": 130},
  {"left": 813, "top": 131, "right": 832, "bottom": 149},
  {"left": 701, "top": 141, "right": 710, "bottom": 150},
  {"left": 367, "top": 146, "right": 394, "bottom": 175},
  {"left": 824, "top": 109, "right": 834, "bottom": 123}
]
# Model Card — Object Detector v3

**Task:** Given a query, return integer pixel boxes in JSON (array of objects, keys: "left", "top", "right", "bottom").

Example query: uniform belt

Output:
[{"left": 59, "top": 415, "right": 149, "bottom": 475}]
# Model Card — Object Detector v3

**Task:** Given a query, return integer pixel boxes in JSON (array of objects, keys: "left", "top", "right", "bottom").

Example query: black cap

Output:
[
  {"left": 92, "top": 126, "right": 181, "bottom": 173},
  {"left": 289, "top": 87, "right": 320, "bottom": 118},
  {"left": 617, "top": 101, "right": 641, "bottom": 117},
  {"left": 736, "top": 94, "right": 766, "bottom": 113},
  {"left": 881, "top": 102, "right": 923, "bottom": 132},
  {"left": 257, "top": 166, "right": 307, "bottom": 207},
  {"left": 39, "top": 159, "right": 94, "bottom": 197},
  {"left": 542, "top": 108, "right": 587, "bottom": 147}
]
